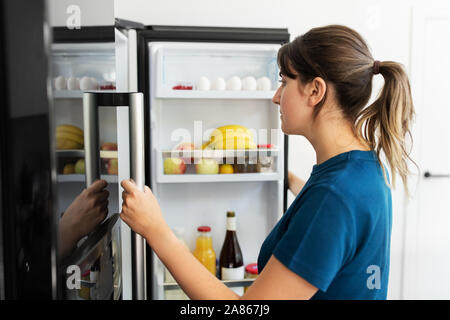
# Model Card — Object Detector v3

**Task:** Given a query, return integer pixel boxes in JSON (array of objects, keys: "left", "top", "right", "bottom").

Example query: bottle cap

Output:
[
  {"left": 197, "top": 226, "right": 211, "bottom": 232},
  {"left": 226, "top": 211, "right": 235, "bottom": 217},
  {"left": 245, "top": 263, "right": 258, "bottom": 275}
]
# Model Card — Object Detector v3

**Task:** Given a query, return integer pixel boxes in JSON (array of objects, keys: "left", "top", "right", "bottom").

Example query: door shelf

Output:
[
  {"left": 57, "top": 174, "right": 118, "bottom": 183},
  {"left": 156, "top": 89, "right": 276, "bottom": 100},
  {"left": 164, "top": 278, "right": 255, "bottom": 291}
]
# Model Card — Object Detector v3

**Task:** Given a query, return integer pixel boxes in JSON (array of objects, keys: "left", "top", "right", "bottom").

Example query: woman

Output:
[{"left": 120, "top": 25, "right": 414, "bottom": 300}]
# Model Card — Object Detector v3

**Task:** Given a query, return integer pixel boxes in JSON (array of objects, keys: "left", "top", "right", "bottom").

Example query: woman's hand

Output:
[
  {"left": 288, "top": 170, "right": 306, "bottom": 197},
  {"left": 120, "top": 179, "right": 169, "bottom": 242}
]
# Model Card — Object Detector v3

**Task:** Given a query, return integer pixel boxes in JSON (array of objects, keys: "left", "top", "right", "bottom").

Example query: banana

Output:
[
  {"left": 56, "top": 138, "right": 82, "bottom": 150},
  {"left": 56, "top": 124, "right": 84, "bottom": 137},
  {"left": 56, "top": 131, "right": 84, "bottom": 146}
]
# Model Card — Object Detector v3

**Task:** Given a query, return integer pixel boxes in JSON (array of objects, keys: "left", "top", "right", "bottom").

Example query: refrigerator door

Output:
[
  {"left": 0, "top": 0, "right": 56, "bottom": 299},
  {"left": 51, "top": 24, "right": 139, "bottom": 299}
]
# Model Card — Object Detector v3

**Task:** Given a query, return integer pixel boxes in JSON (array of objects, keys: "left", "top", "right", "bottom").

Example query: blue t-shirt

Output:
[{"left": 258, "top": 150, "right": 392, "bottom": 300}]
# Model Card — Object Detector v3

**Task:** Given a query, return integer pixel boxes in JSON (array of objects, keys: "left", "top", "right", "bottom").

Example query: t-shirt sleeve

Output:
[{"left": 273, "top": 186, "right": 355, "bottom": 292}]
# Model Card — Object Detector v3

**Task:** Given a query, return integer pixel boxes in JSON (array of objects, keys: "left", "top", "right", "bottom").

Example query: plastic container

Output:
[
  {"left": 244, "top": 263, "right": 258, "bottom": 293},
  {"left": 193, "top": 226, "right": 216, "bottom": 275}
]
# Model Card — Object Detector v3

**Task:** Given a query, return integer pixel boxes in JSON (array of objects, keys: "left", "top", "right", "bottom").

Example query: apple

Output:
[
  {"left": 196, "top": 159, "right": 219, "bottom": 174},
  {"left": 175, "top": 142, "right": 195, "bottom": 164},
  {"left": 75, "top": 159, "right": 85, "bottom": 174},
  {"left": 164, "top": 158, "right": 186, "bottom": 174},
  {"left": 63, "top": 163, "right": 75, "bottom": 174},
  {"left": 101, "top": 142, "right": 118, "bottom": 151},
  {"left": 107, "top": 158, "right": 118, "bottom": 175}
]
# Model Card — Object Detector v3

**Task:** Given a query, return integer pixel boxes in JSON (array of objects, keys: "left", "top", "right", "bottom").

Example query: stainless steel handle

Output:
[
  {"left": 83, "top": 92, "right": 147, "bottom": 300},
  {"left": 128, "top": 93, "right": 147, "bottom": 301},
  {"left": 424, "top": 171, "right": 450, "bottom": 178}
]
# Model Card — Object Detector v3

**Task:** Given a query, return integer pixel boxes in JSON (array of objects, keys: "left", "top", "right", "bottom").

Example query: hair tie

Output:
[{"left": 373, "top": 60, "right": 381, "bottom": 75}]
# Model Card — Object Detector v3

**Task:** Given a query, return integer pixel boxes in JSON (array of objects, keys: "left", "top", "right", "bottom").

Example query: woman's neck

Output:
[{"left": 308, "top": 114, "right": 370, "bottom": 165}]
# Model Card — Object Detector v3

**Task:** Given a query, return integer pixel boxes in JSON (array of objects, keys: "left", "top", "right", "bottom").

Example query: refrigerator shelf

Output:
[
  {"left": 157, "top": 172, "right": 280, "bottom": 183},
  {"left": 156, "top": 89, "right": 276, "bottom": 100},
  {"left": 57, "top": 174, "right": 118, "bottom": 183},
  {"left": 56, "top": 149, "right": 118, "bottom": 159},
  {"left": 163, "top": 278, "right": 256, "bottom": 291}
]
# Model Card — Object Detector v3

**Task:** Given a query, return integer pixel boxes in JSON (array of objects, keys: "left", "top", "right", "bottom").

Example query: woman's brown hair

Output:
[{"left": 278, "top": 25, "right": 415, "bottom": 193}]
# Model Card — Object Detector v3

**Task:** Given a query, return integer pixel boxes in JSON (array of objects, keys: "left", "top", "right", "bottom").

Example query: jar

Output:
[
  {"left": 256, "top": 155, "right": 273, "bottom": 173},
  {"left": 244, "top": 263, "right": 258, "bottom": 293}
]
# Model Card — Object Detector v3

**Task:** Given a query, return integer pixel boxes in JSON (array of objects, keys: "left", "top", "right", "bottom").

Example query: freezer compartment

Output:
[
  {"left": 150, "top": 42, "right": 279, "bottom": 98},
  {"left": 52, "top": 43, "right": 116, "bottom": 95}
]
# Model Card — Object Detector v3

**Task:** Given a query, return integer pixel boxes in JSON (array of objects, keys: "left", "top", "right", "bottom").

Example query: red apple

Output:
[
  {"left": 175, "top": 142, "right": 195, "bottom": 164},
  {"left": 164, "top": 158, "right": 186, "bottom": 174},
  {"left": 101, "top": 142, "right": 118, "bottom": 151}
]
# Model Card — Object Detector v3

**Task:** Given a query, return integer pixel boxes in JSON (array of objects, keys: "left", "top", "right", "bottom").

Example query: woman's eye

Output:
[{"left": 279, "top": 80, "right": 286, "bottom": 87}]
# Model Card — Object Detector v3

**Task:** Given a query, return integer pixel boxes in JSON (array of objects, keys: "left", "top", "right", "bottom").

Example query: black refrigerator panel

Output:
[{"left": 0, "top": 0, "right": 56, "bottom": 299}]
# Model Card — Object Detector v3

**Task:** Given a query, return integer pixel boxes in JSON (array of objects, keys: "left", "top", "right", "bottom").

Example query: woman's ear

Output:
[{"left": 307, "top": 77, "right": 327, "bottom": 107}]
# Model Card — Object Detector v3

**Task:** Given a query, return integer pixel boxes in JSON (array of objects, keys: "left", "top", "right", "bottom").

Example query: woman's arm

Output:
[
  {"left": 119, "top": 179, "right": 317, "bottom": 300},
  {"left": 288, "top": 171, "right": 306, "bottom": 197}
]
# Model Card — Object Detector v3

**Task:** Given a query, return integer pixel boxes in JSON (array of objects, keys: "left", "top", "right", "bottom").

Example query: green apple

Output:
[
  {"left": 75, "top": 159, "right": 85, "bottom": 174},
  {"left": 164, "top": 158, "right": 186, "bottom": 174},
  {"left": 195, "top": 159, "right": 219, "bottom": 174}
]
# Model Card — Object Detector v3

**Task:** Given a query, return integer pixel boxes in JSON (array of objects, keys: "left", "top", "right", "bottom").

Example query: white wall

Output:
[
  {"left": 113, "top": 0, "right": 448, "bottom": 299},
  {"left": 48, "top": 0, "right": 114, "bottom": 27}
]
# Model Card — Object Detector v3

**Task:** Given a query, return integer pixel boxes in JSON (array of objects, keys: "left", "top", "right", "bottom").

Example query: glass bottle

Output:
[{"left": 219, "top": 211, "right": 244, "bottom": 295}]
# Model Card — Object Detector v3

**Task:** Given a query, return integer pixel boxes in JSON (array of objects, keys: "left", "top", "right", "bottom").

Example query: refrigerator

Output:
[
  {"left": 0, "top": 3, "right": 290, "bottom": 299},
  {"left": 125, "top": 25, "right": 291, "bottom": 300}
]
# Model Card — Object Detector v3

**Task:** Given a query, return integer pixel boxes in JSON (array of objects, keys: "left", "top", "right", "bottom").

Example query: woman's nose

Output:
[{"left": 272, "top": 87, "right": 281, "bottom": 105}]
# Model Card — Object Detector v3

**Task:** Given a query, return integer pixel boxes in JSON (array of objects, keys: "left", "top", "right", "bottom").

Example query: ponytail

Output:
[{"left": 355, "top": 61, "right": 415, "bottom": 194}]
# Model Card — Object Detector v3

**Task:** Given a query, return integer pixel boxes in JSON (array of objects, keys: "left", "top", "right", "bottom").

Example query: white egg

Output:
[
  {"left": 79, "top": 76, "right": 92, "bottom": 91},
  {"left": 211, "top": 77, "right": 226, "bottom": 91},
  {"left": 241, "top": 76, "right": 257, "bottom": 91},
  {"left": 256, "top": 77, "right": 272, "bottom": 91},
  {"left": 197, "top": 76, "right": 210, "bottom": 91},
  {"left": 226, "top": 76, "right": 242, "bottom": 91},
  {"left": 54, "top": 76, "right": 66, "bottom": 90},
  {"left": 90, "top": 77, "right": 98, "bottom": 90},
  {"left": 67, "top": 77, "right": 80, "bottom": 90}
]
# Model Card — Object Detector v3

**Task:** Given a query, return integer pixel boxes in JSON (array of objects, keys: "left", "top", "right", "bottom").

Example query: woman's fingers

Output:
[{"left": 121, "top": 179, "right": 138, "bottom": 193}]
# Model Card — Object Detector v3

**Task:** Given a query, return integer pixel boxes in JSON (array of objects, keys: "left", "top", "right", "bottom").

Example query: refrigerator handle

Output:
[
  {"left": 83, "top": 92, "right": 147, "bottom": 300},
  {"left": 129, "top": 93, "right": 147, "bottom": 301}
]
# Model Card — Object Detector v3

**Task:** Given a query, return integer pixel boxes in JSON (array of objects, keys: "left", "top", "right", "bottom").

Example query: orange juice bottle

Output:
[{"left": 193, "top": 226, "right": 216, "bottom": 275}]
